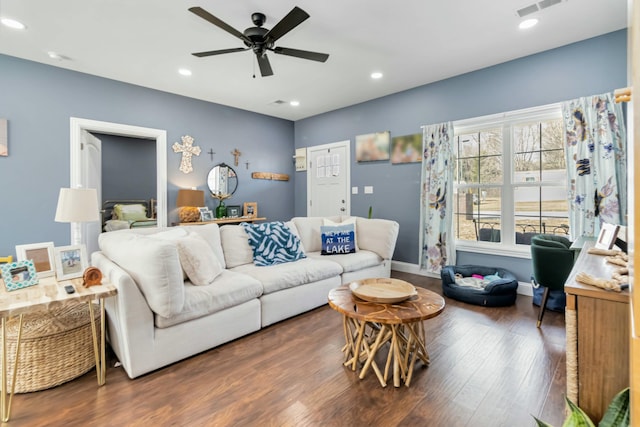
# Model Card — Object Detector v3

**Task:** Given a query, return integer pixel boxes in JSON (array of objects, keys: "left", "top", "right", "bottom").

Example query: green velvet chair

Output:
[{"left": 530, "top": 234, "right": 575, "bottom": 327}]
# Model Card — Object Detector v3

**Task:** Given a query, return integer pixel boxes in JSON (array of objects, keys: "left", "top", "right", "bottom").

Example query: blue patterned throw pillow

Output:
[
  {"left": 321, "top": 224, "right": 356, "bottom": 255},
  {"left": 241, "top": 221, "right": 306, "bottom": 266}
]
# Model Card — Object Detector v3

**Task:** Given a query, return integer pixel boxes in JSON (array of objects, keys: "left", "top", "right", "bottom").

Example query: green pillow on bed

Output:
[{"left": 114, "top": 204, "right": 148, "bottom": 221}]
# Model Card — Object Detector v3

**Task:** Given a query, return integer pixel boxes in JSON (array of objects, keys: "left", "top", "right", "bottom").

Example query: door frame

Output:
[
  {"left": 306, "top": 140, "right": 351, "bottom": 216},
  {"left": 69, "top": 117, "right": 167, "bottom": 245}
]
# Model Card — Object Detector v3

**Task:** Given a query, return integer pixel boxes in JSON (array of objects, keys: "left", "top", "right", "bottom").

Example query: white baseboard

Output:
[{"left": 391, "top": 261, "right": 533, "bottom": 296}]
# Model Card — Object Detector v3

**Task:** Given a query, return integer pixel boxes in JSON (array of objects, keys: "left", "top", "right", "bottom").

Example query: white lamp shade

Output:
[{"left": 55, "top": 188, "right": 100, "bottom": 223}]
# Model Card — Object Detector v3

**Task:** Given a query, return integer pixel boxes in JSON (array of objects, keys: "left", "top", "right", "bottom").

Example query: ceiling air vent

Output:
[
  {"left": 516, "top": 0, "right": 565, "bottom": 17},
  {"left": 270, "top": 100, "right": 287, "bottom": 106}
]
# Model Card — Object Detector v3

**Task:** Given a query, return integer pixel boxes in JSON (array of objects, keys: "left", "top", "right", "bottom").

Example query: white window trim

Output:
[{"left": 453, "top": 102, "right": 564, "bottom": 255}]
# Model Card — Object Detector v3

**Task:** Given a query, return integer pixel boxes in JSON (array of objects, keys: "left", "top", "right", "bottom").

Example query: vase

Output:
[{"left": 215, "top": 200, "right": 226, "bottom": 218}]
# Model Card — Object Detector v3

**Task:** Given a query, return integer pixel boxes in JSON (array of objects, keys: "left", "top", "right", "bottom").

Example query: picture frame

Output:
[
  {"left": 1, "top": 259, "right": 39, "bottom": 291},
  {"left": 355, "top": 131, "right": 390, "bottom": 162},
  {"left": 201, "top": 210, "right": 214, "bottom": 221},
  {"left": 226, "top": 205, "right": 241, "bottom": 218},
  {"left": 54, "top": 244, "right": 88, "bottom": 281},
  {"left": 15, "top": 242, "right": 55, "bottom": 278},
  {"left": 595, "top": 223, "right": 620, "bottom": 250},
  {"left": 0, "top": 118, "right": 7, "bottom": 157},
  {"left": 243, "top": 202, "right": 258, "bottom": 218},
  {"left": 391, "top": 133, "right": 422, "bottom": 164}
]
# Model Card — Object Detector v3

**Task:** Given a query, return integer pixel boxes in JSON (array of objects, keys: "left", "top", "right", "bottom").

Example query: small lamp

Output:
[
  {"left": 177, "top": 189, "right": 205, "bottom": 222},
  {"left": 55, "top": 187, "right": 100, "bottom": 245}
]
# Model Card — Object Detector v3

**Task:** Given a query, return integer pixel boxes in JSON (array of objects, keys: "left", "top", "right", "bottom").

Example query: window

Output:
[{"left": 453, "top": 104, "right": 569, "bottom": 255}]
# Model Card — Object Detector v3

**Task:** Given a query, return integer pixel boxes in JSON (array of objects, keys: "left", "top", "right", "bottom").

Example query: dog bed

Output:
[{"left": 440, "top": 265, "right": 518, "bottom": 307}]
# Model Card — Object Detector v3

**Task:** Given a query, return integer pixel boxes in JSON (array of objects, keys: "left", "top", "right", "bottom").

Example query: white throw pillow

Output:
[
  {"left": 175, "top": 233, "right": 223, "bottom": 286},
  {"left": 323, "top": 217, "right": 359, "bottom": 250}
]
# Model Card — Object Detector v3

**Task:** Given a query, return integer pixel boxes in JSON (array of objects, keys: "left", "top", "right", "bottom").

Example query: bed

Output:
[{"left": 101, "top": 199, "right": 157, "bottom": 232}]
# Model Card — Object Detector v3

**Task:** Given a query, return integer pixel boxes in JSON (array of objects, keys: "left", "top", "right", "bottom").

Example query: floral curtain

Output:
[
  {"left": 419, "top": 122, "right": 455, "bottom": 274},
  {"left": 562, "top": 93, "right": 627, "bottom": 239}
]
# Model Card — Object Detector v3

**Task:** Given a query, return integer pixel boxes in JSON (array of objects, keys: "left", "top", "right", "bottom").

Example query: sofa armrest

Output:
[
  {"left": 355, "top": 217, "right": 400, "bottom": 260},
  {"left": 92, "top": 251, "right": 156, "bottom": 379}
]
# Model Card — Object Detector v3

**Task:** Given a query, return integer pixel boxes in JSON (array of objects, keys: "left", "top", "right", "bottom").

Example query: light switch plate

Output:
[
  {"left": 352, "top": 186, "right": 358, "bottom": 194},
  {"left": 364, "top": 186, "right": 373, "bottom": 194}
]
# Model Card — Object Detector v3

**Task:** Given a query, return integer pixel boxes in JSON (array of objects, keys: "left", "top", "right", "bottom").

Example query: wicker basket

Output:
[{"left": 0, "top": 302, "right": 100, "bottom": 393}]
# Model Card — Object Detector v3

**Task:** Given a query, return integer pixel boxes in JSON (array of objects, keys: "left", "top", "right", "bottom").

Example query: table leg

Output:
[
  {"left": 1, "top": 314, "right": 23, "bottom": 423},
  {"left": 88, "top": 298, "right": 107, "bottom": 386},
  {"left": 359, "top": 324, "right": 389, "bottom": 387}
]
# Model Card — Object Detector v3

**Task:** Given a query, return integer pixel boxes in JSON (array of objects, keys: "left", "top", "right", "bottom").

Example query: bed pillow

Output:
[
  {"left": 175, "top": 233, "right": 223, "bottom": 286},
  {"left": 241, "top": 221, "right": 306, "bottom": 266},
  {"left": 320, "top": 216, "right": 360, "bottom": 255},
  {"left": 321, "top": 224, "right": 357, "bottom": 255},
  {"left": 114, "top": 204, "right": 148, "bottom": 221}
]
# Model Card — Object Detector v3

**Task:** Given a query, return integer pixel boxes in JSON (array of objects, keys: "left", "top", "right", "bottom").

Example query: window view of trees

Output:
[{"left": 454, "top": 114, "right": 569, "bottom": 246}]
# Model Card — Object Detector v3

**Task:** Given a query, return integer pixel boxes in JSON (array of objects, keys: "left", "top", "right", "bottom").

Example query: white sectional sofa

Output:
[{"left": 92, "top": 216, "right": 399, "bottom": 378}]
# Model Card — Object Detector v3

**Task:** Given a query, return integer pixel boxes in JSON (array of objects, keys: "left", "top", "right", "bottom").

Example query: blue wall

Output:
[
  {"left": 293, "top": 30, "right": 627, "bottom": 280},
  {"left": 99, "top": 134, "right": 156, "bottom": 203},
  {"left": 0, "top": 54, "right": 294, "bottom": 257}
]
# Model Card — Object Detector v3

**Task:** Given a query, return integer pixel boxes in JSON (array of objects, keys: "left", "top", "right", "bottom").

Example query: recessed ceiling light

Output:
[
  {"left": 290, "top": 100, "right": 300, "bottom": 107},
  {"left": 371, "top": 72, "right": 383, "bottom": 79},
  {"left": 178, "top": 68, "right": 192, "bottom": 76},
  {"left": 519, "top": 18, "right": 539, "bottom": 29},
  {"left": 1, "top": 17, "right": 26, "bottom": 30},
  {"left": 47, "top": 51, "right": 62, "bottom": 60}
]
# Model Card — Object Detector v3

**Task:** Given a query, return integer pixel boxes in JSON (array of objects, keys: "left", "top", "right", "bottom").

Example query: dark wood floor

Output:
[{"left": 8, "top": 271, "right": 567, "bottom": 426}]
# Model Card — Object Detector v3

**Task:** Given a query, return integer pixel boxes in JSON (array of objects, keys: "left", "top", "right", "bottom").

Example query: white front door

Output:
[
  {"left": 307, "top": 140, "right": 350, "bottom": 216},
  {"left": 81, "top": 130, "right": 102, "bottom": 255}
]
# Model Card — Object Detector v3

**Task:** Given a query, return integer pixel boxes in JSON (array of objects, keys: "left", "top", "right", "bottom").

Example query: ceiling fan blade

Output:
[
  {"left": 264, "top": 6, "right": 309, "bottom": 43},
  {"left": 188, "top": 6, "right": 251, "bottom": 44},
  {"left": 273, "top": 47, "right": 329, "bottom": 62},
  {"left": 192, "top": 47, "right": 249, "bottom": 57},
  {"left": 257, "top": 54, "right": 274, "bottom": 77}
]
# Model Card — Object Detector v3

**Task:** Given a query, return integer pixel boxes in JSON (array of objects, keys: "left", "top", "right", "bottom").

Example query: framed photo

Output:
[
  {"left": 391, "top": 133, "right": 422, "bottom": 164},
  {"left": 201, "top": 210, "right": 214, "bottom": 221},
  {"left": 595, "top": 223, "right": 620, "bottom": 250},
  {"left": 16, "top": 242, "right": 55, "bottom": 278},
  {"left": 226, "top": 205, "right": 241, "bottom": 218},
  {"left": 54, "top": 245, "right": 88, "bottom": 281},
  {"left": 0, "top": 118, "right": 7, "bottom": 157},
  {"left": 243, "top": 202, "right": 257, "bottom": 218},
  {"left": 355, "top": 131, "right": 390, "bottom": 162},
  {"left": 1, "top": 259, "right": 39, "bottom": 291}
]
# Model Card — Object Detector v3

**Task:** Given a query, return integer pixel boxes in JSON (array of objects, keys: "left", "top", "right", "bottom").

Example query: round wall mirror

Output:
[{"left": 207, "top": 163, "right": 238, "bottom": 197}]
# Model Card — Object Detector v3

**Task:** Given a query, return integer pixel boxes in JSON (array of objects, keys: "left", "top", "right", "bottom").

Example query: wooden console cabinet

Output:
[{"left": 564, "top": 241, "right": 629, "bottom": 421}]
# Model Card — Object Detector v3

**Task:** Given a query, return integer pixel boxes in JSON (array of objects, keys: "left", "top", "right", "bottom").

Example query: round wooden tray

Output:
[{"left": 349, "top": 278, "right": 417, "bottom": 303}]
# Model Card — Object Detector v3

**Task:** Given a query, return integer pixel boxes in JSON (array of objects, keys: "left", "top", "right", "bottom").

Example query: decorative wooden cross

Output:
[
  {"left": 231, "top": 148, "right": 242, "bottom": 166},
  {"left": 172, "top": 135, "right": 201, "bottom": 174},
  {"left": 207, "top": 148, "right": 216, "bottom": 161}
]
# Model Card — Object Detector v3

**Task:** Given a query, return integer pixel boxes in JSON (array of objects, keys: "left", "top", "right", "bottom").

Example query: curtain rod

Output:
[{"left": 614, "top": 87, "right": 632, "bottom": 103}]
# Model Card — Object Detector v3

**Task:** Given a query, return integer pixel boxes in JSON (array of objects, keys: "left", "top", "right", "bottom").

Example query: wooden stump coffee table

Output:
[{"left": 328, "top": 278, "right": 445, "bottom": 388}]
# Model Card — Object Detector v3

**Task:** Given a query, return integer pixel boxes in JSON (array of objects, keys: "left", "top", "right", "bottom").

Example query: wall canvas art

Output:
[
  {"left": 391, "top": 133, "right": 422, "bottom": 164},
  {"left": 0, "top": 119, "right": 7, "bottom": 157},
  {"left": 355, "top": 131, "right": 390, "bottom": 162}
]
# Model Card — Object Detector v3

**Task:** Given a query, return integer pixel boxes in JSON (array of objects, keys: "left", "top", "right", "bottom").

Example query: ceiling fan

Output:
[{"left": 189, "top": 6, "right": 329, "bottom": 77}]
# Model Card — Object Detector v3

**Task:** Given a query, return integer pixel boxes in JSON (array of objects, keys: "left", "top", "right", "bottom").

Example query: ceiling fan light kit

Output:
[{"left": 189, "top": 6, "right": 329, "bottom": 77}]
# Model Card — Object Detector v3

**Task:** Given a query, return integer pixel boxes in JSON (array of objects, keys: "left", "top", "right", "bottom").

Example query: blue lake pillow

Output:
[
  {"left": 241, "top": 221, "right": 306, "bottom": 266},
  {"left": 321, "top": 224, "right": 356, "bottom": 255}
]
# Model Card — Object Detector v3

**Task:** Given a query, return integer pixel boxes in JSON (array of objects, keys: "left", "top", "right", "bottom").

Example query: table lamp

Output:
[
  {"left": 55, "top": 187, "right": 100, "bottom": 245},
  {"left": 176, "top": 188, "right": 205, "bottom": 222}
]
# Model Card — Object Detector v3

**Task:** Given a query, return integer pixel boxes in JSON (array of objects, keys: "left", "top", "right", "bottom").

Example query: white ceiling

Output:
[{"left": 0, "top": 0, "right": 628, "bottom": 121}]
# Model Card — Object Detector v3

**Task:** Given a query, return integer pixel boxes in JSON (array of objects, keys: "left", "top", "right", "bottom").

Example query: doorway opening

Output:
[{"left": 69, "top": 117, "right": 167, "bottom": 251}]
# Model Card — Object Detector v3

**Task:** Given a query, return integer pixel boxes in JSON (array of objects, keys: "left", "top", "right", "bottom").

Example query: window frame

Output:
[{"left": 452, "top": 103, "right": 564, "bottom": 258}]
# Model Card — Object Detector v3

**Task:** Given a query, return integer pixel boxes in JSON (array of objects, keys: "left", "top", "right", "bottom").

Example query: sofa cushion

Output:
[
  {"left": 176, "top": 233, "right": 223, "bottom": 286},
  {"left": 241, "top": 221, "right": 306, "bottom": 266},
  {"left": 231, "top": 257, "right": 342, "bottom": 294},
  {"left": 307, "top": 250, "right": 382, "bottom": 273},
  {"left": 291, "top": 216, "right": 342, "bottom": 253},
  {"left": 220, "top": 225, "right": 254, "bottom": 268},
  {"left": 155, "top": 270, "right": 263, "bottom": 328},
  {"left": 182, "top": 224, "right": 226, "bottom": 269},
  {"left": 355, "top": 217, "right": 400, "bottom": 260},
  {"left": 98, "top": 231, "right": 184, "bottom": 318}
]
